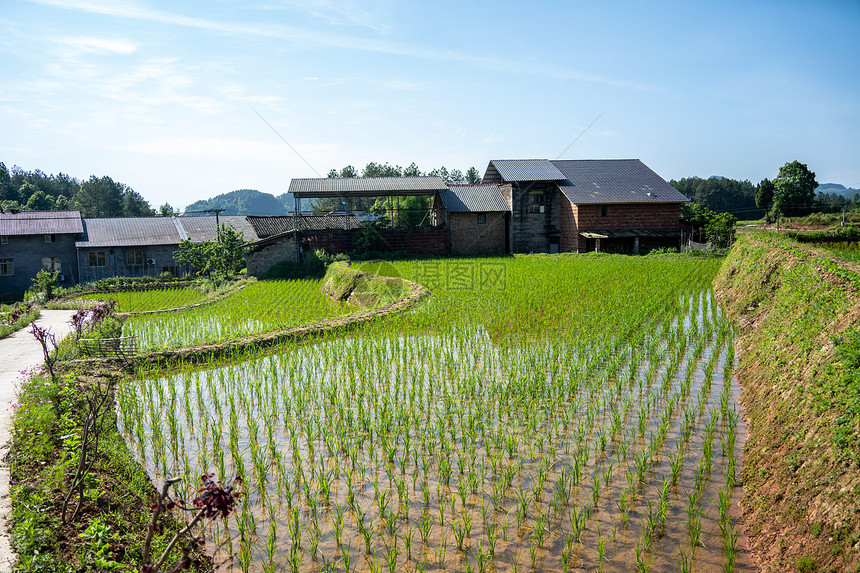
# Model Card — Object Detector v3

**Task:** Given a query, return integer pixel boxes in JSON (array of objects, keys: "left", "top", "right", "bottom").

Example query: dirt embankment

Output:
[{"left": 714, "top": 234, "right": 860, "bottom": 572}]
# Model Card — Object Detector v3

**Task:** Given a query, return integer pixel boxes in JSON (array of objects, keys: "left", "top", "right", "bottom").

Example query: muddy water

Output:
[{"left": 118, "top": 291, "right": 752, "bottom": 572}]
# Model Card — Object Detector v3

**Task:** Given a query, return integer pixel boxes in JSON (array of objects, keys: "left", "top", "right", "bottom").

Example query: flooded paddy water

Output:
[{"left": 118, "top": 287, "right": 752, "bottom": 572}]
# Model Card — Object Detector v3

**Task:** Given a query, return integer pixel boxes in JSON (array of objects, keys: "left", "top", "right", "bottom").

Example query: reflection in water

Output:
[{"left": 118, "top": 290, "right": 752, "bottom": 572}]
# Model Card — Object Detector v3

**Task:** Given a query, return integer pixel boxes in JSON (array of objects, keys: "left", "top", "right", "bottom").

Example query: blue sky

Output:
[{"left": 2, "top": 0, "right": 858, "bottom": 209}]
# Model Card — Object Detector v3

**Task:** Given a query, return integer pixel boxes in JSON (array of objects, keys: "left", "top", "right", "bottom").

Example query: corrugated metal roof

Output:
[
  {"left": 75, "top": 217, "right": 183, "bottom": 248},
  {"left": 438, "top": 185, "right": 509, "bottom": 213},
  {"left": 290, "top": 176, "right": 448, "bottom": 198},
  {"left": 482, "top": 160, "right": 567, "bottom": 183},
  {"left": 0, "top": 210, "right": 83, "bottom": 235},
  {"left": 247, "top": 214, "right": 363, "bottom": 238},
  {"left": 553, "top": 159, "right": 689, "bottom": 204},
  {"left": 178, "top": 215, "right": 260, "bottom": 243}
]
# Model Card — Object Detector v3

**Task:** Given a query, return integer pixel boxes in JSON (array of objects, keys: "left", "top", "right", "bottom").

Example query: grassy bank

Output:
[
  {"left": 8, "top": 368, "right": 209, "bottom": 572},
  {"left": 715, "top": 234, "right": 860, "bottom": 572},
  {"left": 0, "top": 303, "right": 40, "bottom": 339}
]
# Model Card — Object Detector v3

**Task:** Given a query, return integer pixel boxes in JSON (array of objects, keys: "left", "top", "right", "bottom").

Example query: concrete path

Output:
[{"left": 0, "top": 310, "right": 76, "bottom": 571}]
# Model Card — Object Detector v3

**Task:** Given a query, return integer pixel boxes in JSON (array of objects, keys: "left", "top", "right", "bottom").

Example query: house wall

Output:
[
  {"left": 448, "top": 212, "right": 506, "bottom": 255},
  {"left": 0, "top": 234, "right": 79, "bottom": 295},
  {"left": 246, "top": 236, "right": 299, "bottom": 276},
  {"left": 77, "top": 245, "right": 185, "bottom": 282},
  {"left": 562, "top": 202, "right": 681, "bottom": 252},
  {"left": 245, "top": 226, "right": 450, "bottom": 277},
  {"left": 508, "top": 183, "right": 561, "bottom": 253}
]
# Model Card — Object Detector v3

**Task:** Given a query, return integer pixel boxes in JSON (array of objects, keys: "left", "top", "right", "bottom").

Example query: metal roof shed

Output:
[
  {"left": 437, "top": 184, "right": 509, "bottom": 212},
  {"left": 289, "top": 176, "right": 448, "bottom": 198}
]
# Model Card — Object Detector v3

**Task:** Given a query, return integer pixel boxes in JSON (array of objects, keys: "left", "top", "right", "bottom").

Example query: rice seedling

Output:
[{"left": 115, "top": 255, "right": 745, "bottom": 572}]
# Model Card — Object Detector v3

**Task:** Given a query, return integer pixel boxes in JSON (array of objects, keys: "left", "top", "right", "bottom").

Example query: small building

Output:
[
  {"left": 75, "top": 215, "right": 261, "bottom": 282},
  {"left": 482, "top": 159, "right": 688, "bottom": 253},
  {"left": 75, "top": 217, "right": 188, "bottom": 281},
  {"left": 0, "top": 210, "right": 83, "bottom": 295},
  {"left": 433, "top": 184, "right": 509, "bottom": 255}
]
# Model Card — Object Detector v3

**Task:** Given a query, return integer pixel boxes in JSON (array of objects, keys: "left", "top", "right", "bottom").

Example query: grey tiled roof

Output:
[
  {"left": 0, "top": 210, "right": 83, "bottom": 235},
  {"left": 552, "top": 159, "right": 688, "bottom": 204},
  {"left": 178, "top": 215, "right": 260, "bottom": 243},
  {"left": 438, "top": 185, "right": 509, "bottom": 212},
  {"left": 482, "top": 160, "right": 567, "bottom": 183},
  {"left": 290, "top": 177, "right": 448, "bottom": 198},
  {"left": 76, "top": 217, "right": 183, "bottom": 248},
  {"left": 247, "top": 214, "right": 363, "bottom": 238}
]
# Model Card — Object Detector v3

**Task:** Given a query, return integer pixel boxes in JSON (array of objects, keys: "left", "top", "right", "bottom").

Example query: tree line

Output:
[{"left": 0, "top": 162, "right": 171, "bottom": 217}]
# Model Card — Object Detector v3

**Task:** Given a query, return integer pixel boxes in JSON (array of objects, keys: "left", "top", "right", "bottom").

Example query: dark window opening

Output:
[
  {"left": 477, "top": 213, "right": 487, "bottom": 224},
  {"left": 88, "top": 251, "right": 106, "bottom": 267},
  {"left": 599, "top": 205, "right": 608, "bottom": 217},
  {"left": 529, "top": 192, "right": 545, "bottom": 214}
]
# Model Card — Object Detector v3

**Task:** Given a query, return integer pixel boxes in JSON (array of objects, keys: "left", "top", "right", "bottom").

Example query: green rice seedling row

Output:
[
  {"left": 117, "top": 255, "right": 748, "bottom": 572},
  {"left": 123, "top": 279, "right": 356, "bottom": 350},
  {"left": 73, "top": 287, "right": 207, "bottom": 312}
]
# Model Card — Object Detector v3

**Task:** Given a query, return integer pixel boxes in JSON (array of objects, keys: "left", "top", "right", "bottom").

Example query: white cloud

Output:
[
  {"left": 26, "top": 0, "right": 656, "bottom": 91},
  {"left": 55, "top": 36, "right": 137, "bottom": 55},
  {"left": 125, "top": 136, "right": 281, "bottom": 156}
]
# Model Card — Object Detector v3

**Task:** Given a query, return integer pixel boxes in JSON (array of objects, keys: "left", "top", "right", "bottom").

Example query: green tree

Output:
[
  {"left": 755, "top": 178, "right": 774, "bottom": 211},
  {"left": 703, "top": 212, "right": 738, "bottom": 248},
  {"left": 0, "top": 163, "right": 14, "bottom": 202},
  {"left": 174, "top": 224, "right": 244, "bottom": 276},
  {"left": 25, "top": 189, "right": 55, "bottom": 211},
  {"left": 75, "top": 176, "right": 125, "bottom": 217},
  {"left": 159, "top": 203, "right": 179, "bottom": 216},
  {"left": 212, "top": 223, "right": 245, "bottom": 275},
  {"left": 465, "top": 167, "right": 482, "bottom": 184},
  {"left": 772, "top": 161, "right": 818, "bottom": 217},
  {"left": 174, "top": 240, "right": 213, "bottom": 276},
  {"left": 122, "top": 188, "right": 156, "bottom": 216},
  {"left": 54, "top": 195, "right": 70, "bottom": 210}
]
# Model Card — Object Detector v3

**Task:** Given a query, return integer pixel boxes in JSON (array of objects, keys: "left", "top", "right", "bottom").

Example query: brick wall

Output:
[
  {"left": 563, "top": 202, "right": 680, "bottom": 252},
  {"left": 449, "top": 212, "right": 506, "bottom": 255}
]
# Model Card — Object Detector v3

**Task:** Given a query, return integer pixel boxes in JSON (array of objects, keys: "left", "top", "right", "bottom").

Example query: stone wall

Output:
[
  {"left": 509, "top": 183, "right": 561, "bottom": 253},
  {"left": 246, "top": 235, "right": 299, "bottom": 276},
  {"left": 448, "top": 212, "right": 506, "bottom": 255}
]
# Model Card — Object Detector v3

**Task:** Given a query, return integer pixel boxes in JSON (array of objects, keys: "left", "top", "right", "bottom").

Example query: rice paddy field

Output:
[
  {"left": 116, "top": 255, "right": 750, "bottom": 572},
  {"left": 819, "top": 241, "right": 860, "bottom": 263},
  {"left": 73, "top": 287, "right": 207, "bottom": 312},
  {"left": 122, "top": 279, "right": 357, "bottom": 350}
]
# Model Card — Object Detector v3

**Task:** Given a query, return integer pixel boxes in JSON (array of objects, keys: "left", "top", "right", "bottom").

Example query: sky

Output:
[{"left": 1, "top": 0, "right": 858, "bottom": 209}]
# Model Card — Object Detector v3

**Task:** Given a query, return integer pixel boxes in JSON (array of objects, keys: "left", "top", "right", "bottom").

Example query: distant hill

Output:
[
  {"left": 184, "top": 189, "right": 297, "bottom": 215},
  {"left": 816, "top": 183, "right": 858, "bottom": 200}
]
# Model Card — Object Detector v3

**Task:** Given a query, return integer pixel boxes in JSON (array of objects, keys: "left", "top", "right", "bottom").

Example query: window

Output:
[
  {"left": 0, "top": 258, "right": 12, "bottom": 276},
  {"left": 45, "top": 234, "right": 56, "bottom": 243},
  {"left": 0, "top": 236, "right": 7, "bottom": 244},
  {"left": 599, "top": 205, "right": 608, "bottom": 217},
  {"left": 477, "top": 213, "right": 487, "bottom": 224},
  {"left": 88, "top": 251, "right": 106, "bottom": 267},
  {"left": 126, "top": 249, "right": 144, "bottom": 266},
  {"left": 529, "top": 192, "right": 545, "bottom": 214},
  {"left": 42, "top": 257, "right": 61, "bottom": 272}
]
